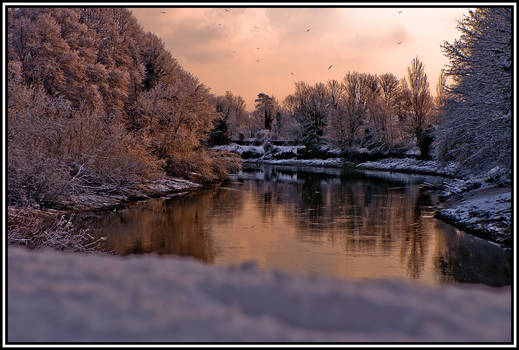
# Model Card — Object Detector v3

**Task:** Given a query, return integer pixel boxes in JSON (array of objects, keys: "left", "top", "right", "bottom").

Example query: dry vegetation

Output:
[
  {"left": 7, "top": 208, "right": 106, "bottom": 252},
  {"left": 8, "top": 8, "right": 240, "bottom": 209},
  {"left": 7, "top": 8, "right": 241, "bottom": 250}
]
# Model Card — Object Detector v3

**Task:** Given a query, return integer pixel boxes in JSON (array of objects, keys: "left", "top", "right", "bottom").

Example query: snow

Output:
[
  {"left": 211, "top": 144, "right": 265, "bottom": 156},
  {"left": 356, "top": 158, "right": 460, "bottom": 177},
  {"left": 7, "top": 246, "right": 511, "bottom": 343},
  {"left": 430, "top": 164, "right": 513, "bottom": 247},
  {"left": 435, "top": 186, "right": 512, "bottom": 246},
  {"left": 212, "top": 143, "right": 342, "bottom": 167},
  {"left": 55, "top": 177, "right": 201, "bottom": 211},
  {"left": 251, "top": 158, "right": 344, "bottom": 167}
]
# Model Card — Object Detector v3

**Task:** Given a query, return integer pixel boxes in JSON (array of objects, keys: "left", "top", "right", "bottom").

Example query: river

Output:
[{"left": 87, "top": 164, "right": 511, "bottom": 287}]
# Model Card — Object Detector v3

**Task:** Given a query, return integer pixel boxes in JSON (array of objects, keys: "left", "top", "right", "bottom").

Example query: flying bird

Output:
[
  {"left": 256, "top": 47, "right": 260, "bottom": 50},
  {"left": 306, "top": 28, "right": 311, "bottom": 32},
  {"left": 290, "top": 72, "right": 294, "bottom": 75},
  {"left": 397, "top": 10, "right": 403, "bottom": 14},
  {"left": 256, "top": 59, "right": 260, "bottom": 62},
  {"left": 224, "top": 8, "right": 230, "bottom": 12},
  {"left": 161, "top": 11, "right": 167, "bottom": 14},
  {"left": 328, "top": 64, "right": 333, "bottom": 70},
  {"left": 397, "top": 41, "right": 402, "bottom": 44}
]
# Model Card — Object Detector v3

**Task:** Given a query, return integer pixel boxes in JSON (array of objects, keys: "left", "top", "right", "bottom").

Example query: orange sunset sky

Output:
[{"left": 130, "top": 6, "right": 471, "bottom": 111}]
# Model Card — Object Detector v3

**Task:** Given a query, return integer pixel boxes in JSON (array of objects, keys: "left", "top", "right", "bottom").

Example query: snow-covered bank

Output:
[
  {"left": 7, "top": 246, "right": 511, "bottom": 343},
  {"left": 356, "top": 158, "right": 459, "bottom": 177},
  {"left": 435, "top": 185, "right": 512, "bottom": 248},
  {"left": 353, "top": 160, "right": 512, "bottom": 248},
  {"left": 211, "top": 143, "right": 267, "bottom": 158},
  {"left": 7, "top": 177, "right": 204, "bottom": 252},
  {"left": 245, "top": 158, "right": 344, "bottom": 168},
  {"left": 53, "top": 177, "right": 202, "bottom": 212},
  {"left": 212, "top": 143, "right": 344, "bottom": 168}
]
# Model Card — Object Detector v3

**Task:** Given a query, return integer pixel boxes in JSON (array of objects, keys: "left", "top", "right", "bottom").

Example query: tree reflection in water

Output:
[
  {"left": 87, "top": 164, "right": 511, "bottom": 286},
  {"left": 89, "top": 187, "right": 245, "bottom": 262}
]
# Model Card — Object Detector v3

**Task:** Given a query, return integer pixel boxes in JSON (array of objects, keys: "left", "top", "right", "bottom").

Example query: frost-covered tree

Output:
[
  {"left": 324, "top": 79, "right": 348, "bottom": 147},
  {"left": 285, "top": 82, "right": 330, "bottom": 149},
  {"left": 399, "top": 57, "right": 435, "bottom": 158},
  {"left": 7, "top": 8, "right": 230, "bottom": 205},
  {"left": 436, "top": 8, "right": 512, "bottom": 173},
  {"left": 377, "top": 73, "right": 402, "bottom": 145},
  {"left": 209, "top": 91, "right": 247, "bottom": 145},
  {"left": 339, "top": 72, "right": 378, "bottom": 147}
]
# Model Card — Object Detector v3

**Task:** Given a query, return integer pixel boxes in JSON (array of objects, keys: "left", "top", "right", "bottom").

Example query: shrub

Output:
[{"left": 7, "top": 208, "right": 106, "bottom": 252}]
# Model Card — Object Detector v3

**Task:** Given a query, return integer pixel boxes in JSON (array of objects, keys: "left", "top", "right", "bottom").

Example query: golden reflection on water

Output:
[{"left": 89, "top": 166, "right": 511, "bottom": 286}]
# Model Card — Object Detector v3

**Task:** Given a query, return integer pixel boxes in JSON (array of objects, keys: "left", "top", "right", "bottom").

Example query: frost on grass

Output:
[
  {"left": 7, "top": 246, "right": 511, "bottom": 343},
  {"left": 7, "top": 208, "right": 106, "bottom": 252}
]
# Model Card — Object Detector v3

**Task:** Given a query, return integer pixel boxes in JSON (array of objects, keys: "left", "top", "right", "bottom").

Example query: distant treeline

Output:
[{"left": 212, "top": 8, "right": 511, "bottom": 176}]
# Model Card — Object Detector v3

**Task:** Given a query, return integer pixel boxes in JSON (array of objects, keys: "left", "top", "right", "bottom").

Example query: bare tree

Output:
[{"left": 400, "top": 57, "right": 434, "bottom": 158}]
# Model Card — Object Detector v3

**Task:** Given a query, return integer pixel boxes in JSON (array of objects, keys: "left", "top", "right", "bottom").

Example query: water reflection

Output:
[{"left": 89, "top": 164, "right": 511, "bottom": 286}]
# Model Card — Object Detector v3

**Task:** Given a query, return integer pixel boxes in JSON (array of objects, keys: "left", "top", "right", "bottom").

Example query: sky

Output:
[{"left": 130, "top": 6, "right": 471, "bottom": 111}]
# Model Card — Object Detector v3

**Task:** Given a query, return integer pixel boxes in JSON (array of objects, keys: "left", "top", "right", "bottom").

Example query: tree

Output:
[
  {"left": 254, "top": 93, "right": 275, "bottom": 131},
  {"left": 377, "top": 73, "right": 402, "bottom": 145},
  {"left": 285, "top": 82, "right": 329, "bottom": 150},
  {"left": 400, "top": 57, "right": 434, "bottom": 158},
  {"left": 209, "top": 91, "right": 247, "bottom": 145},
  {"left": 436, "top": 8, "right": 512, "bottom": 173},
  {"left": 7, "top": 8, "right": 228, "bottom": 206},
  {"left": 340, "top": 72, "right": 376, "bottom": 147}
]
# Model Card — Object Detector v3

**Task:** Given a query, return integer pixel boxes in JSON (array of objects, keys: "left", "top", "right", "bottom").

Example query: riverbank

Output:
[
  {"left": 7, "top": 246, "right": 511, "bottom": 343},
  {"left": 434, "top": 182, "right": 512, "bottom": 248},
  {"left": 7, "top": 176, "right": 205, "bottom": 252}
]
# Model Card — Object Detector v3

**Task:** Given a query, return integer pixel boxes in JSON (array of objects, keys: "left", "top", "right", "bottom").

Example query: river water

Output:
[{"left": 88, "top": 164, "right": 511, "bottom": 287}]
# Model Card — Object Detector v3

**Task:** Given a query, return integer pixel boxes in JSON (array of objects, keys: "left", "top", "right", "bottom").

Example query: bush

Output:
[{"left": 7, "top": 208, "right": 106, "bottom": 252}]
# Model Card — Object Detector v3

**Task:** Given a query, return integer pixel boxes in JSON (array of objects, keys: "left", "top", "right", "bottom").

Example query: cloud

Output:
[{"left": 130, "top": 7, "right": 470, "bottom": 110}]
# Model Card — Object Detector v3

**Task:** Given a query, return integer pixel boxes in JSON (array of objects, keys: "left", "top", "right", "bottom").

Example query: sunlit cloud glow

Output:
[{"left": 131, "top": 7, "right": 470, "bottom": 110}]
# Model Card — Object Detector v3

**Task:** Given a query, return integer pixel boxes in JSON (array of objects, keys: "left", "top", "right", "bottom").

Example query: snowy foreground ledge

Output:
[{"left": 7, "top": 247, "right": 511, "bottom": 343}]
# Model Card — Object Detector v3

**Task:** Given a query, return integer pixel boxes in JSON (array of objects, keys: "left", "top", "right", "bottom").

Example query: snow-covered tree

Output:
[
  {"left": 209, "top": 91, "right": 247, "bottom": 145},
  {"left": 284, "top": 82, "right": 329, "bottom": 150},
  {"left": 436, "top": 8, "right": 512, "bottom": 173},
  {"left": 7, "top": 8, "right": 228, "bottom": 205}
]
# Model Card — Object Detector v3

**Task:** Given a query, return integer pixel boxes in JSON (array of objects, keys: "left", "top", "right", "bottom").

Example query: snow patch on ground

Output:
[
  {"left": 211, "top": 144, "right": 265, "bottom": 156},
  {"left": 252, "top": 158, "right": 344, "bottom": 167},
  {"left": 213, "top": 143, "right": 343, "bottom": 167},
  {"left": 55, "top": 177, "right": 202, "bottom": 211},
  {"left": 7, "top": 246, "right": 511, "bottom": 343},
  {"left": 356, "top": 158, "right": 459, "bottom": 177}
]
